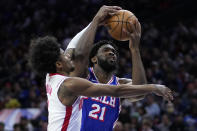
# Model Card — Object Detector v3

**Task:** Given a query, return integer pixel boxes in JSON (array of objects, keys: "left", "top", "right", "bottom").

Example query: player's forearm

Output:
[
  {"left": 116, "top": 84, "right": 155, "bottom": 98},
  {"left": 130, "top": 49, "right": 147, "bottom": 84},
  {"left": 81, "top": 83, "right": 150, "bottom": 98},
  {"left": 71, "top": 78, "right": 154, "bottom": 98},
  {"left": 90, "top": 84, "right": 155, "bottom": 98},
  {"left": 74, "top": 21, "right": 99, "bottom": 58},
  {"left": 66, "top": 23, "right": 91, "bottom": 50}
]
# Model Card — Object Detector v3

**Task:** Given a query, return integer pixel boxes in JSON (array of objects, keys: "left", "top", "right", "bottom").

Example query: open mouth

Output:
[{"left": 109, "top": 58, "right": 116, "bottom": 63}]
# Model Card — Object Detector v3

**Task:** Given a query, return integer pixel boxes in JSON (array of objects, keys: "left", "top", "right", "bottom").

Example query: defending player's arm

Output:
[
  {"left": 67, "top": 6, "right": 122, "bottom": 77},
  {"left": 118, "top": 78, "right": 145, "bottom": 102},
  {"left": 61, "top": 77, "right": 173, "bottom": 99},
  {"left": 68, "top": 20, "right": 98, "bottom": 77}
]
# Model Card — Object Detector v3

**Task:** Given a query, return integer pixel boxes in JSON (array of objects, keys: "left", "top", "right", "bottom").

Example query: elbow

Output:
[
  {"left": 74, "top": 53, "right": 86, "bottom": 61},
  {"left": 75, "top": 51, "right": 84, "bottom": 58}
]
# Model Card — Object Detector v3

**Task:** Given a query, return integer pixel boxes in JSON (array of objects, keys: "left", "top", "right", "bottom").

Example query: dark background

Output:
[{"left": 0, "top": 0, "right": 196, "bottom": 130}]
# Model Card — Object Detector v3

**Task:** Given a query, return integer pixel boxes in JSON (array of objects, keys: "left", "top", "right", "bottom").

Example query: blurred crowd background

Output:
[{"left": 0, "top": 0, "right": 197, "bottom": 131}]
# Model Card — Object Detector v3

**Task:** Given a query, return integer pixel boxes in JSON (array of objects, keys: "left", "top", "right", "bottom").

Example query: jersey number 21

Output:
[{"left": 88, "top": 104, "right": 106, "bottom": 121}]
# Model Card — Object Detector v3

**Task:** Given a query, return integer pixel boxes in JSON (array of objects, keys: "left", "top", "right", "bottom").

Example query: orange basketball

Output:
[{"left": 105, "top": 10, "right": 138, "bottom": 41}]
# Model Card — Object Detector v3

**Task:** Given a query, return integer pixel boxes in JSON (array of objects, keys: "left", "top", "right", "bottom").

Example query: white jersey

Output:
[{"left": 46, "top": 73, "right": 82, "bottom": 131}]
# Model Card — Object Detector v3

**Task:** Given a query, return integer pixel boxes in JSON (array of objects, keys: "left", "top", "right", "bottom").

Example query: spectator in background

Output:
[
  {"left": 141, "top": 117, "right": 154, "bottom": 131},
  {"left": 19, "top": 117, "right": 33, "bottom": 131},
  {"left": 184, "top": 104, "right": 197, "bottom": 131},
  {"left": 13, "top": 124, "right": 21, "bottom": 131},
  {"left": 145, "top": 95, "right": 160, "bottom": 117},
  {"left": 157, "top": 114, "right": 171, "bottom": 131},
  {"left": 130, "top": 115, "right": 140, "bottom": 131},
  {"left": 0, "top": 122, "right": 4, "bottom": 131},
  {"left": 0, "top": 0, "right": 196, "bottom": 130},
  {"left": 118, "top": 107, "right": 131, "bottom": 124},
  {"left": 123, "top": 123, "right": 131, "bottom": 131},
  {"left": 5, "top": 98, "right": 21, "bottom": 108},
  {"left": 169, "top": 114, "right": 187, "bottom": 131}
]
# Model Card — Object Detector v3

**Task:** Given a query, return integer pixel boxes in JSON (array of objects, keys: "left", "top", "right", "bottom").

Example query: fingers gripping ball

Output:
[{"left": 106, "top": 10, "right": 138, "bottom": 41}]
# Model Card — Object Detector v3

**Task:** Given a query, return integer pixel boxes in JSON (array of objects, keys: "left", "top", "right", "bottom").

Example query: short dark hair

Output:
[
  {"left": 89, "top": 40, "right": 118, "bottom": 67},
  {"left": 29, "top": 36, "right": 60, "bottom": 75}
]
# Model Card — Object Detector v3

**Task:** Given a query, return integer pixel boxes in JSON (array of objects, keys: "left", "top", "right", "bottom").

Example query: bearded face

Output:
[{"left": 95, "top": 44, "right": 118, "bottom": 73}]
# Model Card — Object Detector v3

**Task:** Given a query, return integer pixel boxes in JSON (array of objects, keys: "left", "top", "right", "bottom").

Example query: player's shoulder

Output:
[
  {"left": 62, "top": 77, "right": 88, "bottom": 89},
  {"left": 117, "top": 77, "right": 132, "bottom": 84},
  {"left": 58, "top": 77, "right": 79, "bottom": 96},
  {"left": 63, "top": 77, "right": 80, "bottom": 85}
]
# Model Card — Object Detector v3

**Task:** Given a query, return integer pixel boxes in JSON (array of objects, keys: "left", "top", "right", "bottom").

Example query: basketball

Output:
[{"left": 105, "top": 10, "right": 138, "bottom": 41}]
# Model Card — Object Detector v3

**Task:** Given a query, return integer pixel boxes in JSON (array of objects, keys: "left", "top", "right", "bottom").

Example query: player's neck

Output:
[
  {"left": 93, "top": 65, "right": 114, "bottom": 84},
  {"left": 56, "top": 71, "right": 69, "bottom": 76}
]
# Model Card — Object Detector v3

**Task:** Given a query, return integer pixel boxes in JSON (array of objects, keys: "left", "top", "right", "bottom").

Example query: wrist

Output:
[
  {"left": 92, "top": 17, "right": 100, "bottom": 26},
  {"left": 130, "top": 48, "right": 140, "bottom": 53},
  {"left": 149, "top": 84, "right": 157, "bottom": 93}
]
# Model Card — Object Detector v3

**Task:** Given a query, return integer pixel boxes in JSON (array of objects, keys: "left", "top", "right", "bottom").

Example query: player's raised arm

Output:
[
  {"left": 68, "top": 6, "right": 122, "bottom": 77},
  {"left": 60, "top": 77, "right": 173, "bottom": 101},
  {"left": 128, "top": 20, "right": 147, "bottom": 85},
  {"left": 119, "top": 19, "right": 147, "bottom": 102}
]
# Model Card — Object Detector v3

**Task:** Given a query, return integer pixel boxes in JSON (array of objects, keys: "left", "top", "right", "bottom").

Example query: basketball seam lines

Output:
[
  {"left": 120, "top": 12, "right": 125, "bottom": 40},
  {"left": 107, "top": 15, "right": 134, "bottom": 24},
  {"left": 111, "top": 14, "right": 120, "bottom": 33},
  {"left": 126, "top": 15, "right": 134, "bottom": 33},
  {"left": 107, "top": 21, "right": 133, "bottom": 24}
]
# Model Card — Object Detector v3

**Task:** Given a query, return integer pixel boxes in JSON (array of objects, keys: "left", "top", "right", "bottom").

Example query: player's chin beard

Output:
[{"left": 97, "top": 57, "right": 117, "bottom": 73}]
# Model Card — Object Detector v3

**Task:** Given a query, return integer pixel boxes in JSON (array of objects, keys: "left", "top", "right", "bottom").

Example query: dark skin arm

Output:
[
  {"left": 58, "top": 77, "right": 173, "bottom": 106},
  {"left": 69, "top": 21, "right": 99, "bottom": 78},
  {"left": 128, "top": 20, "right": 147, "bottom": 85},
  {"left": 118, "top": 78, "right": 145, "bottom": 102},
  {"left": 119, "top": 19, "right": 147, "bottom": 102},
  {"left": 69, "top": 5, "right": 122, "bottom": 78}
]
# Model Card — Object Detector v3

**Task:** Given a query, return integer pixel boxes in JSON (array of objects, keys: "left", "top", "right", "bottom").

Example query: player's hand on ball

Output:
[
  {"left": 152, "top": 84, "right": 174, "bottom": 102},
  {"left": 124, "top": 20, "right": 141, "bottom": 50},
  {"left": 93, "top": 5, "right": 122, "bottom": 25}
]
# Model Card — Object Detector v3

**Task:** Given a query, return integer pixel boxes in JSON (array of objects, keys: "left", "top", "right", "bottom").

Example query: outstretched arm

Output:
[
  {"left": 67, "top": 6, "right": 121, "bottom": 78},
  {"left": 118, "top": 78, "right": 145, "bottom": 102},
  {"left": 64, "top": 77, "right": 173, "bottom": 99},
  {"left": 58, "top": 77, "right": 173, "bottom": 105}
]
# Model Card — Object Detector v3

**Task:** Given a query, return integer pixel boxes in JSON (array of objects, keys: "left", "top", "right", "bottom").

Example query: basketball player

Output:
[
  {"left": 65, "top": 12, "right": 146, "bottom": 102},
  {"left": 80, "top": 39, "right": 144, "bottom": 131},
  {"left": 64, "top": 12, "right": 160, "bottom": 131},
  {"left": 29, "top": 35, "right": 173, "bottom": 131},
  {"left": 79, "top": 25, "right": 148, "bottom": 131},
  {"left": 29, "top": 6, "right": 173, "bottom": 131}
]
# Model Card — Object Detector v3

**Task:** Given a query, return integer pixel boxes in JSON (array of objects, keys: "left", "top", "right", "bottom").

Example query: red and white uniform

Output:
[{"left": 46, "top": 73, "right": 82, "bottom": 131}]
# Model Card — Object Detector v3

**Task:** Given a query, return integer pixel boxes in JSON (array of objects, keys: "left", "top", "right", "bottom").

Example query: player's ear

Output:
[
  {"left": 56, "top": 61, "right": 63, "bottom": 69},
  {"left": 91, "top": 56, "right": 97, "bottom": 64}
]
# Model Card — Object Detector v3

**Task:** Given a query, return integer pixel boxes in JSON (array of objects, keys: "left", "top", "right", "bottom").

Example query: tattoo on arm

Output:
[{"left": 58, "top": 83, "right": 73, "bottom": 102}]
